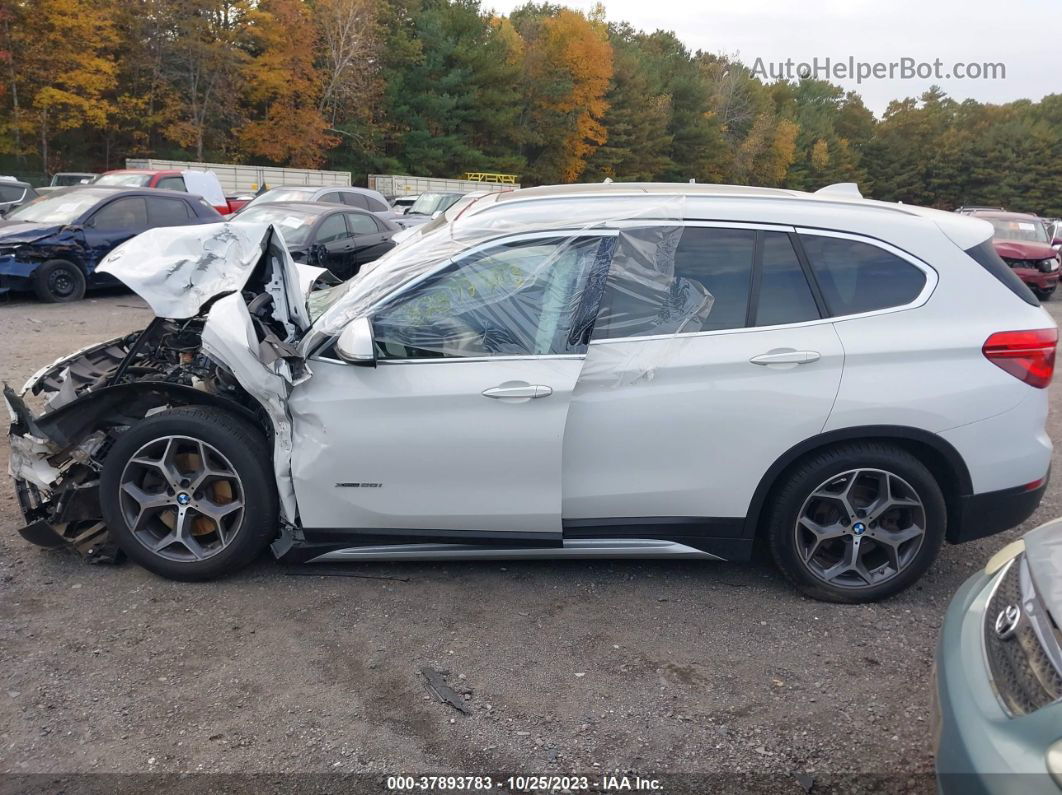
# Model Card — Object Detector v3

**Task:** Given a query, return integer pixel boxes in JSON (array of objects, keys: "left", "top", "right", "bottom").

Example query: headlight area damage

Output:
[{"left": 4, "top": 222, "right": 324, "bottom": 563}]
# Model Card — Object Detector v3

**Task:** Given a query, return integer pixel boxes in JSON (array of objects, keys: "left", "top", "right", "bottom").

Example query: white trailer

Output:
[
  {"left": 126, "top": 158, "right": 351, "bottom": 195},
  {"left": 368, "top": 174, "right": 519, "bottom": 199}
]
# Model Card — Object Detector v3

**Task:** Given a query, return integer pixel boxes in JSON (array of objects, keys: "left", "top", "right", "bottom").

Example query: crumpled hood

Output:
[
  {"left": 1024, "top": 517, "right": 1062, "bottom": 622},
  {"left": 97, "top": 221, "right": 323, "bottom": 329},
  {"left": 994, "top": 239, "right": 1057, "bottom": 261},
  {"left": 0, "top": 221, "right": 64, "bottom": 246}
]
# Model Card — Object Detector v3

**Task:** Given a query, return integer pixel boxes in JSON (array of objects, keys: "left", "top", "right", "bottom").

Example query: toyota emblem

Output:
[{"left": 994, "top": 604, "right": 1021, "bottom": 640}]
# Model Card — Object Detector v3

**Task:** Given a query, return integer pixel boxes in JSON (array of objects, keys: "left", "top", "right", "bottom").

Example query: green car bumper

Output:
[{"left": 935, "top": 563, "right": 1062, "bottom": 794}]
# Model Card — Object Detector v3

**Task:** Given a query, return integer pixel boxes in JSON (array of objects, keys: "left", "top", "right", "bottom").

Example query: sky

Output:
[{"left": 485, "top": 0, "right": 1061, "bottom": 115}]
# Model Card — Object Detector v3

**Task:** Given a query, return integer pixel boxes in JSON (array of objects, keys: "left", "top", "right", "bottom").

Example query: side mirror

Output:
[
  {"left": 290, "top": 249, "right": 306, "bottom": 263},
  {"left": 335, "top": 316, "right": 375, "bottom": 365}
]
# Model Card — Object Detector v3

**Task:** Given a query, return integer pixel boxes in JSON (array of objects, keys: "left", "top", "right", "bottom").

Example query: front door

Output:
[{"left": 288, "top": 233, "right": 614, "bottom": 543}]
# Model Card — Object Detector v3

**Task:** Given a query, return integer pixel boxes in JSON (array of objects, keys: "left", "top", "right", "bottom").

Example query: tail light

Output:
[{"left": 983, "top": 328, "right": 1057, "bottom": 388}]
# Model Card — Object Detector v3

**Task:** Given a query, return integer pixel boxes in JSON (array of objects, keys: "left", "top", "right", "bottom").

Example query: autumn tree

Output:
[
  {"left": 0, "top": 0, "right": 117, "bottom": 173},
  {"left": 513, "top": 4, "right": 613, "bottom": 183}
]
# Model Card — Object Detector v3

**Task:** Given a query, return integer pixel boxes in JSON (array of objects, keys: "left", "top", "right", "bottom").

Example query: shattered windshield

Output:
[{"left": 6, "top": 190, "right": 105, "bottom": 224}]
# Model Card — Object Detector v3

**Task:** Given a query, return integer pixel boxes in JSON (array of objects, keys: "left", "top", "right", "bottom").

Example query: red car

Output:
[
  {"left": 94, "top": 169, "right": 248, "bottom": 216},
  {"left": 970, "top": 210, "right": 1062, "bottom": 300}
]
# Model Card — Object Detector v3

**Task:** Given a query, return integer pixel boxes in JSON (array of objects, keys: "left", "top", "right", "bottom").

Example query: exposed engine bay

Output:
[{"left": 4, "top": 222, "right": 322, "bottom": 563}]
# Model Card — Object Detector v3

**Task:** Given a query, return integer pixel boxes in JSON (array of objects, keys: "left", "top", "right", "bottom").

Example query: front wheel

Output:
[
  {"left": 99, "top": 406, "right": 278, "bottom": 581},
  {"left": 766, "top": 443, "right": 946, "bottom": 603},
  {"left": 1034, "top": 286, "right": 1055, "bottom": 301},
  {"left": 33, "top": 259, "right": 86, "bottom": 303}
]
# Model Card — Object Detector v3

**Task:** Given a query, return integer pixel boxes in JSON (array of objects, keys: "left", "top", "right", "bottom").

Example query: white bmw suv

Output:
[{"left": 6, "top": 183, "right": 1055, "bottom": 602}]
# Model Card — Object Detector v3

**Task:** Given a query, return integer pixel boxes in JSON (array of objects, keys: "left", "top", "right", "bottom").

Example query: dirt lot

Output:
[{"left": 2, "top": 290, "right": 1061, "bottom": 792}]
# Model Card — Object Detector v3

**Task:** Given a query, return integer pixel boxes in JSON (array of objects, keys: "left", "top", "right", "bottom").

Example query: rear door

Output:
[
  {"left": 562, "top": 223, "right": 845, "bottom": 544},
  {"left": 145, "top": 196, "right": 197, "bottom": 229},
  {"left": 345, "top": 212, "right": 393, "bottom": 265}
]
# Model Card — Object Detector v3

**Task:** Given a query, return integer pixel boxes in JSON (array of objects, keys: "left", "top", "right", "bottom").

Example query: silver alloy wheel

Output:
[
  {"left": 118, "top": 435, "right": 245, "bottom": 562},
  {"left": 794, "top": 468, "right": 926, "bottom": 589}
]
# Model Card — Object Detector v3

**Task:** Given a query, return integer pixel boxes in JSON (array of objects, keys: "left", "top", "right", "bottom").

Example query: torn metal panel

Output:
[
  {"left": 200, "top": 292, "right": 301, "bottom": 523},
  {"left": 8, "top": 432, "right": 61, "bottom": 491}
]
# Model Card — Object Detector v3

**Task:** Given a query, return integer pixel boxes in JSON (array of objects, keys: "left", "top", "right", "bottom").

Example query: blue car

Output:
[{"left": 0, "top": 186, "right": 221, "bottom": 302}]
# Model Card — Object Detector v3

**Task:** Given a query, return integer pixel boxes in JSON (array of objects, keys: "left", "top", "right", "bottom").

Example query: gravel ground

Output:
[{"left": 2, "top": 291, "right": 1060, "bottom": 792}]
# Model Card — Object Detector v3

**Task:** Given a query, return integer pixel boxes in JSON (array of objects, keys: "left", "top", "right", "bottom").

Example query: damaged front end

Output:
[{"left": 5, "top": 222, "right": 323, "bottom": 563}]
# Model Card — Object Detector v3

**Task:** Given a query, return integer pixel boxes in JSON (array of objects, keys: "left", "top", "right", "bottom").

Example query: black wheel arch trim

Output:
[{"left": 742, "top": 425, "right": 973, "bottom": 539}]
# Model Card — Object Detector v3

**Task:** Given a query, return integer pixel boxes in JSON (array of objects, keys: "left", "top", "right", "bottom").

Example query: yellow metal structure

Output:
[{"left": 462, "top": 172, "right": 519, "bottom": 185}]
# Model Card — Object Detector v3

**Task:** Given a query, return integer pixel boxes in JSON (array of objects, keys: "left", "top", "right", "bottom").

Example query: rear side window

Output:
[
  {"left": 755, "top": 233, "right": 820, "bottom": 326},
  {"left": 592, "top": 227, "right": 756, "bottom": 339},
  {"left": 0, "top": 184, "right": 25, "bottom": 202},
  {"left": 156, "top": 176, "right": 186, "bottom": 192},
  {"left": 146, "top": 196, "right": 193, "bottom": 226},
  {"left": 800, "top": 234, "right": 926, "bottom": 315},
  {"left": 964, "top": 239, "right": 1038, "bottom": 306}
]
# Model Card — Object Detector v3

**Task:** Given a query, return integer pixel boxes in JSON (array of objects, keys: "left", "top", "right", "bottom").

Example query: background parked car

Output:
[
  {"left": 49, "top": 172, "right": 96, "bottom": 187},
  {"left": 404, "top": 191, "right": 465, "bottom": 220},
  {"left": 0, "top": 186, "right": 221, "bottom": 302},
  {"left": 232, "top": 200, "right": 398, "bottom": 279},
  {"left": 934, "top": 517, "right": 1062, "bottom": 793},
  {"left": 235, "top": 185, "right": 413, "bottom": 227},
  {"left": 971, "top": 210, "right": 1062, "bottom": 299},
  {"left": 94, "top": 168, "right": 246, "bottom": 215},
  {"left": 391, "top": 195, "right": 418, "bottom": 213},
  {"left": 0, "top": 179, "right": 39, "bottom": 216}
]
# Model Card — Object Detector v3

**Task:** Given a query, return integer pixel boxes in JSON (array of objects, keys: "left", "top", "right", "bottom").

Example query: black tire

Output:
[
  {"left": 99, "top": 406, "right": 277, "bottom": 581},
  {"left": 1035, "top": 286, "right": 1055, "bottom": 301},
  {"left": 766, "top": 442, "right": 946, "bottom": 603},
  {"left": 33, "top": 259, "right": 86, "bottom": 303}
]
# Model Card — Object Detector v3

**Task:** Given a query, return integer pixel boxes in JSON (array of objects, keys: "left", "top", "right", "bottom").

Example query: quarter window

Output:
[
  {"left": 592, "top": 226, "right": 756, "bottom": 339},
  {"left": 372, "top": 237, "right": 607, "bottom": 359},
  {"left": 755, "top": 233, "right": 820, "bottom": 326},
  {"left": 800, "top": 234, "right": 927, "bottom": 315}
]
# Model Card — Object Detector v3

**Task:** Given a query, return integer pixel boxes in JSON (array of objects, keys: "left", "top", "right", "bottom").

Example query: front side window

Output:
[
  {"left": 314, "top": 214, "right": 348, "bottom": 244},
  {"left": 592, "top": 226, "right": 756, "bottom": 340},
  {"left": 800, "top": 233, "right": 927, "bottom": 316},
  {"left": 341, "top": 192, "right": 370, "bottom": 210},
  {"left": 0, "top": 184, "right": 26, "bottom": 202},
  {"left": 372, "top": 236, "right": 608, "bottom": 359},
  {"left": 90, "top": 197, "right": 148, "bottom": 230},
  {"left": 319, "top": 192, "right": 343, "bottom": 204}
]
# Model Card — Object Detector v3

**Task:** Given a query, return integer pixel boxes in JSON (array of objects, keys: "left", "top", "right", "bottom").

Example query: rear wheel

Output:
[
  {"left": 33, "top": 259, "right": 86, "bottom": 303},
  {"left": 99, "top": 406, "right": 277, "bottom": 581},
  {"left": 766, "top": 443, "right": 946, "bottom": 603}
]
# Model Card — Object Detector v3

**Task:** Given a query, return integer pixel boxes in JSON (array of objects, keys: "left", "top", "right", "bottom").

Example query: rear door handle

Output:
[
  {"left": 749, "top": 350, "right": 821, "bottom": 365},
  {"left": 482, "top": 384, "right": 552, "bottom": 399}
]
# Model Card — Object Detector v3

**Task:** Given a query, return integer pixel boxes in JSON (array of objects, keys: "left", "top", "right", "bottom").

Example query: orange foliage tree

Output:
[
  {"left": 239, "top": 0, "right": 336, "bottom": 167},
  {"left": 517, "top": 7, "right": 613, "bottom": 184}
]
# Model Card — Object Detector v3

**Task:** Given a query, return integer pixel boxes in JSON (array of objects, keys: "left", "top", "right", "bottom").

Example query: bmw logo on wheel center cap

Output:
[
  {"left": 852, "top": 522, "right": 867, "bottom": 535},
  {"left": 176, "top": 492, "right": 191, "bottom": 506}
]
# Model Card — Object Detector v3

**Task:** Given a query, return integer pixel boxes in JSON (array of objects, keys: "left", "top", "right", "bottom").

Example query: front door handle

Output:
[
  {"left": 749, "top": 349, "right": 821, "bottom": 365},
  {"left": 482, "top": 383, "right": 552, "bottom": 400}
]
